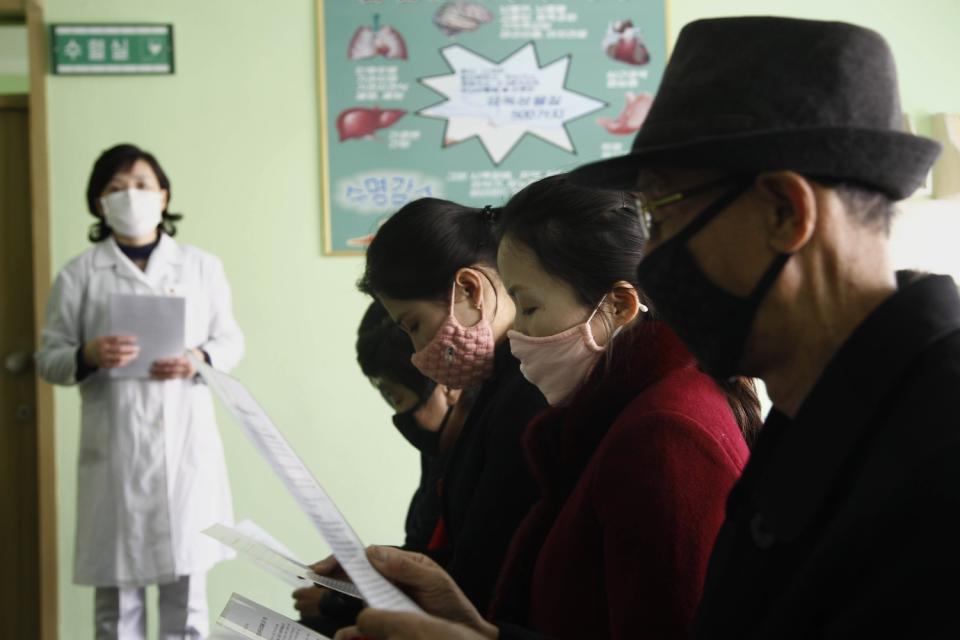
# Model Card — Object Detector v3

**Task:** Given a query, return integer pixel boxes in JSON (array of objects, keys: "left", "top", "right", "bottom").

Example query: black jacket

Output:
[
  {"left": 304, "top": 345, "right": 545, "bottom": 636},
  {"left": 695, "top": 272, "right": 960, "bottom": 638},
  {"left": 390, "top": 408, "right": 447, "bottom": 552},
  {"left": 434, "top": 340, "right": 547, "bottom": 613}
]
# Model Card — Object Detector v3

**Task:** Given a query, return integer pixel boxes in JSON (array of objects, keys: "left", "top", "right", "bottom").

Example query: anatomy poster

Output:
[{"left": 317, "top": 0, "right": 667, "bottom": 254}]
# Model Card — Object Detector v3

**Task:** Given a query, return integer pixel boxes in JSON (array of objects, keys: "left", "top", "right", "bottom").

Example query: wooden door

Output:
[
  {"left": 0, "top": 94, "right": 40, "bottom": 639},
  {"left": 0, "top": 0, "right": 24, "bottom": 15}
]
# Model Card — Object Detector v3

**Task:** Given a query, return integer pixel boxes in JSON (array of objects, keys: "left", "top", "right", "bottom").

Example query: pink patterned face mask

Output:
[{"left": 410, "top": 281, "right": 496, "bottom": 390}]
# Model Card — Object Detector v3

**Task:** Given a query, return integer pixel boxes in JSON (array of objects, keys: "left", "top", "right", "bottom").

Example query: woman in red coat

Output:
[
  {"left": 488, "top": 175, "right": 758, "bottom": 640},
  {"left": 334, "top": 175, "right": 761, "bottom": 640}
]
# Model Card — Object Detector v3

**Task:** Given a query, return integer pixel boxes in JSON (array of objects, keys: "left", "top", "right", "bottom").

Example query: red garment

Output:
[{"left": 491, "top": 322, "right": 749, "bottom": 640}]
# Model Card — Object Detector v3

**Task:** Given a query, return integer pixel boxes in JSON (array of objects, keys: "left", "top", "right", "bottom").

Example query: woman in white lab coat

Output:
[{"left": 36, "top": 143, "right": 244, "bottom": 640}]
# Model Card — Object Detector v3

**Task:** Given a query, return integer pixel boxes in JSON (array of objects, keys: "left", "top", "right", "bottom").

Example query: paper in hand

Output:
[
  {"left": 108, "top": 293, "right": 185, "bottom": 379},
  {"left": 204, "top": 522, "right": 361, "bottom": 599},
  {"left": 217, "top": 593, "right": 331, "bottom": 639},
  {"left": 191, "top": 355, "right": 421, "bottom": 613}
]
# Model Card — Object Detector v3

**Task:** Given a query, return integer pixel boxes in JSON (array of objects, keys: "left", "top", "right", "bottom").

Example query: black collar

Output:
[
  {"left": 491, "top": 338, "right": 516, "bottom": 380},
  {"left": 750, "top": 271, "right": 960, "bottom": 541},
  {"left": 116, "top": 235, "right": 161, "bottom": 262}
]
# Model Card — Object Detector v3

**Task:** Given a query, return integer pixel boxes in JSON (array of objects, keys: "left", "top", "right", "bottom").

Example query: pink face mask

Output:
[
  {"left": 507, "top": 297, "right": 626, "bottom": 406},
  {"left": 410, "top": 281, "right": 496, "bottom": 390}
]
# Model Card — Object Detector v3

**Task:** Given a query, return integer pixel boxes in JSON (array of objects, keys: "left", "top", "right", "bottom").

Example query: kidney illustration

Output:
[
  {"left": 348, "top": 15, "right": 408, "bottom": 60},
  {"left": 336, "top": 107, "right": 407, "bottom": 142},
  {"left": 433, "top": 1, "right": 494, "bottom": 36},
  {"left": 598, "top": 92, "right": 654, "bottom": 135},
  {"left": 603, "top": 20, "right": 651, "bottom": 66}
]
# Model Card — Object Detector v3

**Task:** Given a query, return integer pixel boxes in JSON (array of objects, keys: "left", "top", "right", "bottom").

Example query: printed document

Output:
[
  {"left": 192, "top": 356, "right": 421, "bottom": 613},
  {"left": 217, "top": 593, "right": 331, "bottom": 639},
  {"left": 108, "top": 293, "right": 185, "bottom": 379}
]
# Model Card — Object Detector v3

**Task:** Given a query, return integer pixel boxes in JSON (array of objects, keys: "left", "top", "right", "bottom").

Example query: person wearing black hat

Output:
[{"left": 328, "top": 16, "right": 958, "bottom": 640}]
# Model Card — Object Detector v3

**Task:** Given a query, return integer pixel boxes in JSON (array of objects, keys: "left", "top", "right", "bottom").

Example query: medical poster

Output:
[{"left": 317, "top": 0, "right": 668, "bottom": 254}]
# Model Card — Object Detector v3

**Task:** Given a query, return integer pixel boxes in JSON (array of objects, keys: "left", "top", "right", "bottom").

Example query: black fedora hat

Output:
[{"left": 570, "top": 17, "right": 940, "bottom": 201}]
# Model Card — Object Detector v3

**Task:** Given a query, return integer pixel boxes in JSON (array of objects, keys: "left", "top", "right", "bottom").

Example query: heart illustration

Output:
[
  {"left": 148, "top": 42, "right": 163, "bottom": 56},
  {"left": 603, "top": 20, "right": 650, "bottom": 66}
]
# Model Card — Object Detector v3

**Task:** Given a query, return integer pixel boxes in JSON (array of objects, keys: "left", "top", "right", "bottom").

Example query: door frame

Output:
[{"left": 25, "top": 1, "right": 57, "bottom": 639}]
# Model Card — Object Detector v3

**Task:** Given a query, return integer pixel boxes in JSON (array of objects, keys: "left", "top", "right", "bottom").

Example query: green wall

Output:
[
  {"left": 669, "top": 0, "right": 960, "bottom": 133},
  {"left": 43, "top": 1, "right": 419, "bottom": 636},
  {"left": 40, "top": 1, "right": 960, "bottom": 638}
]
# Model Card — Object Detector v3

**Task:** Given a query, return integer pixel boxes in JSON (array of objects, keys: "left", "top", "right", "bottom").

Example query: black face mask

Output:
[
  {"left": 636, "top": 181, "right": 791, "bottom": 379},
  {"left": 392, "top": 411, "right": 445, "bottom": 456},
  {"left": 391, "top": 381, "right": 444, "bottom": 456}
]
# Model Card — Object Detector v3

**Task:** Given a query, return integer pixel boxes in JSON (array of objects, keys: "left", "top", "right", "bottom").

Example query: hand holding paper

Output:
[
  {"left": 191, "top": 355, "right": 422, "bottom": 614},
  {"left": 83, "top": 335, "right": 140, "bottom": 369},
  {"left": 218, "top": 593, "right": 332, "bottom": 640},
  {"left": 150, "top": 349, "right": 201, "bottom": 380},
  {"left": 108, "top": 293, "right": 185, "bottom": 379},
  {"left": 203, "top": 522, "right": 361, "bottom": 599},
  {"left": 357, "top": 546, "right": 495, "bottom": 635}
]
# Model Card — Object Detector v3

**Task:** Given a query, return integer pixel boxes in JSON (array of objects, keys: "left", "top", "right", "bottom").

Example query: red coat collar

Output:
[
  {"left": 490, "top": 320, "right": 701, "bottom": 622},
  {"left": 523, "top": 320, "right": 698, "bottom": 498}
]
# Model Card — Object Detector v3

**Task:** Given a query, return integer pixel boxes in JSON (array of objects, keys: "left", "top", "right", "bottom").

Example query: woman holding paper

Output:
[
  {"left": 35, "top": 143, "right": 245, "bottom": 640},
  {"left": 333, "top": 176, "right": 758, "bottom": 640},
  {"left": 353, "top": 199, "right": 549, "bottom": 614}
]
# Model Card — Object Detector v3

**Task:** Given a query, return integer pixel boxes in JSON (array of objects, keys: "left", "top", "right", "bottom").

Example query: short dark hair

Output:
[
  {"left": 808, "top": 176, "right": 895, "bottom": 234},
  {"left": 358, "top": 198, "right": 499, "bottom": 301},
  {"left": 356, "top": 301, "right": 431, "bottom": 401},
  {"left": 85, "top": 143, "right": 183, "bottom": 242}
]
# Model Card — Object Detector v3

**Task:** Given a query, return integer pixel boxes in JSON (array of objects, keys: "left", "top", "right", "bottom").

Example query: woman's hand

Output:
[
  {"left": 335, "top": 612, "right": 496, "bottom": 640},
  {"left": 292, "top": 553, "right": 352, "bottom": 615},
  {"left": 292, "top": 585, "right": 326, "bottom": 619},
  {"left": 150, "top": 348, "right": 203, "bottom": 380},
  {"left": 309, "top": 553, "right": 350, "bottom": 581},
  {"left": 83, "top": 335, "right": 139, "bottom": 369},
  {"left": 361, "top": 546, "right": 496, "bottom": 634}
]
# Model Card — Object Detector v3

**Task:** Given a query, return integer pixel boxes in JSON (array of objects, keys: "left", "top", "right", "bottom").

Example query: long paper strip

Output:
[
  {"left": 204, "top": 522, "right": 361, "bottom": 598},
  {"left": 192, "top": 356, "right": 420, "bottom": 613}
]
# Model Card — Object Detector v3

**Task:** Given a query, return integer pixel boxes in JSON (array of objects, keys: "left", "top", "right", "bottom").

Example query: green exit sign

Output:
[{"left": 51, "top": 24, "right": 175, "bottom": 75}]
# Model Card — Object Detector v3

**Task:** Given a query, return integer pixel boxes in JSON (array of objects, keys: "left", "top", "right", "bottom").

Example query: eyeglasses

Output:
[{"left": 633, "top": 175, "right": 746, "bottom": 239}]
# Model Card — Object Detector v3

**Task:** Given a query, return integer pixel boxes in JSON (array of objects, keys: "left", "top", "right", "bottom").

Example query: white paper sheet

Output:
[
  {"left": 108, "top": 293, "right": 186, "bottom": 379},
  {"left": 192, "top": 355, "right": 421, "bottom": 613},
  {"left": 234, "top": 519, "right": 303, "bottom": 570},
  {"left": 217, "top": 593, "right": 331, "bottom": 640},
  {"left": 204, "top": 522, "right": 362, "bottom": 598}
]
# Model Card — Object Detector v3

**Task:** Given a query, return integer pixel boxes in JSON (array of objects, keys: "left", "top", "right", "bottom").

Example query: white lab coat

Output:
[{"left": 36, "top": 234, "right": 244, "bottom": 587}]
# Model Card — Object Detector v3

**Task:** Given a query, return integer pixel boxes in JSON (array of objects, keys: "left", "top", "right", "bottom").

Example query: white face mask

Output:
[{"left": 100, "top": 188, "right": 164, "bottom": 238}]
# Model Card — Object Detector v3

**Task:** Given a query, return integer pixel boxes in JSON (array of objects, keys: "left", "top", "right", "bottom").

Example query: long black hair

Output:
[
  {"left": 498, "top": 174, "right": 762, "bottom": 446},
  {"left": 86, "top": 143, "right": 182, "bottom": 242},
  {"left": 358, "top": 198, "right": 499, "bottom": 301}
]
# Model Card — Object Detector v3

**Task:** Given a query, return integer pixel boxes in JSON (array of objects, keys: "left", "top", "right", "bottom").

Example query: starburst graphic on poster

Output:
[{"left": 418, "top": 43, "right": 606, "bottom": 165}]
